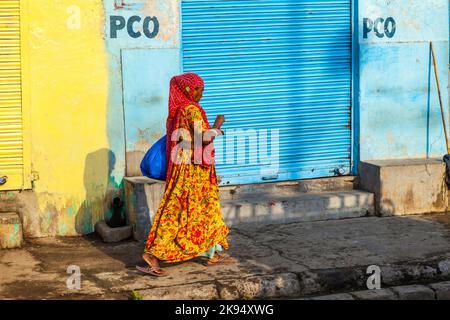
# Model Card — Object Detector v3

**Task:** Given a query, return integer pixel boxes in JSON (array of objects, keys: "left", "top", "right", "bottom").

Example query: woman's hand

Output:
[
  {"left": 213, "top": 115, "right": 225, "bottom": 129},
  {"left": 203, "top": 128, "right": 224, "bottom": 145}
]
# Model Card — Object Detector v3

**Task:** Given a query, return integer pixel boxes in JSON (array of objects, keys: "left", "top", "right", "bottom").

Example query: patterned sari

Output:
[{"left": 144, "top": 73, "right": 229, "bottom": 263}]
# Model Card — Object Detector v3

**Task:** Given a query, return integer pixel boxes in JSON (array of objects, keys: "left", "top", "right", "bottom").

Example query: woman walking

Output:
[{"left": 138, "top": 73, "right": 229, "bottom": 276}]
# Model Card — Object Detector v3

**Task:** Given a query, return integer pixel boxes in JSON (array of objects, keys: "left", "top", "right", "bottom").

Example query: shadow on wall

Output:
[{"left": 75, "top": 148, "right": 123, "bottom": 234}]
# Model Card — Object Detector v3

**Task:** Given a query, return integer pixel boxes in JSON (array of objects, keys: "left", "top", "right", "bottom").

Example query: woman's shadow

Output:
[
  {"left": 75, "top": 148, "right": 121, "bottom": 234},
  {"left": 74, "top": 149, "right": 144, "bottom": 268}
]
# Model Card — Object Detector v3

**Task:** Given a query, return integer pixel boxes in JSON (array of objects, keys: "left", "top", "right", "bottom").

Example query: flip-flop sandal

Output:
[
  {"left": 203, "top": 254, "right": 230, "bottom": 267},
  {"left": 136, "top": 265, "right": 168, "bottom": 277}
]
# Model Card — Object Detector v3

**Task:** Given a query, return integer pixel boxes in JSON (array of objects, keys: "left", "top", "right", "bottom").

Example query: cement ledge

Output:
[
  {"left": 132, "top": 256, "right": 450, "bottom": 300},
  {"left": 293, "top": 256, "right": 450, "bottom": 297},
  {"left": 301, "top": 281, "right": 450, "bottom": 300}
]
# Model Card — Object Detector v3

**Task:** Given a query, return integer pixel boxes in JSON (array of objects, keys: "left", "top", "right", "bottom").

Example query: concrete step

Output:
[
  {"left": 219, "top": 176, "right": 355, "bottom": 201},
  {"left": 124, "top": 177, "right": 374, "bottom": 241},
  {"left": 297, "top": 281, "right": 450, "bottom": 300},
  {"left": 359, "top": 158, "right": 449, "bottom": 216},
  {"left": 0, "top": 212, "right": 23, "bottom": 249},
  {"left": 0, "top": 192, "right": 19, "bottom": 212},
  {"left": 221, "top": 190, "right": 374, "bottom": 226}
]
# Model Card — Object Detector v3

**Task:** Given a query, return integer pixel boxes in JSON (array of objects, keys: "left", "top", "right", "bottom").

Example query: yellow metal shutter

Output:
[{"left": 0, "top": 0, "right": 24, "bottom": 191}]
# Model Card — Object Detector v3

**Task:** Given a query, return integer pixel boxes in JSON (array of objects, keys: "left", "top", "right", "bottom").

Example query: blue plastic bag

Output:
[{"left": 140, "top": 135, "right": 167, "bottom": 181}]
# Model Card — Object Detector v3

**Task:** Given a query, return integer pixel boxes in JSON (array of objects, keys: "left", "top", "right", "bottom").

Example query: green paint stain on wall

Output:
[
  {"left": 109, "top": 176, "right": 124, "bottom": 190},
  {"left": 67, "top": 206, "right": 75, "bottom": 217},
  {"left": 105, "top": 210, "right": 113, "bottom": 221},
  {"left": 10, "top": 224, "right": 19, "bottom": 242},
  {"left": 59, "top": 222, "right": 67, "bottom": 236},
  {"left": 0, "top": 224, "right": 21, "bottom": 248}
]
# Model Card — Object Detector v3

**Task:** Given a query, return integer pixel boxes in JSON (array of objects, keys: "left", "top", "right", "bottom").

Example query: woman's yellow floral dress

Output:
[{"left": 144, "top": 104, "right": 229, "bottom": 263}]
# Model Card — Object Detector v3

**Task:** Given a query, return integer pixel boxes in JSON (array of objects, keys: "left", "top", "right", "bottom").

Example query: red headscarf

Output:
[{"left": 166, "top": 73, "right": 214, "bottom": 181}]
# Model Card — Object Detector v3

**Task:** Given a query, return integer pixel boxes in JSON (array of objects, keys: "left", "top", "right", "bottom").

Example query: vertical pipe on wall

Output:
[{"left": 351, "top": 0, "right": 360, "bottom": 175}]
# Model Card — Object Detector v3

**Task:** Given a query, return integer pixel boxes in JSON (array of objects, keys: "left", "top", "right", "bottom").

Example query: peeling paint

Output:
[
  {"left": 142, "top": 0, "right": 179, "bottom": 44},
  {"left": 0, "top": 223, "right": 22, "bottom": 248}
]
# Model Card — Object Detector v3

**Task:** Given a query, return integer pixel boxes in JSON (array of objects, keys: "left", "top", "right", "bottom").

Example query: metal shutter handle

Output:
[{"left": 0, "top": 176, "right": 7, "bottom": 185}]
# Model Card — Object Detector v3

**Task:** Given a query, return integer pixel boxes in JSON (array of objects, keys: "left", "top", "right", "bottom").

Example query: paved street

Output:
[{"left": 1, "top": 214, "right": 450, "bottom": 300}]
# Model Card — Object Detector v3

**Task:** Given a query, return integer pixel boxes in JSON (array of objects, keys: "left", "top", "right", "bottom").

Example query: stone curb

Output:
[
  {"left": 134, "top": 257, "right": 450, "bottom": 300},
  {"left": 429, "top": 281, "right": 450, "bottom": 300},
  {"left": 300, "top": 281, "right": 450, "bottom": 300},
  {"left": 136, "top": 278, "right": 450, "bottom": 301},
  {"left": 139, "top": 282, "right": 220, "bottom": 300},
  {"left": 137, "top": 273, "right": 301, "bottom": 300},
  {"left": 216, "top": 273, "right": 300, "bottom": 300},
  {"left": 294, "top": 257, "right": 450, "bottom": 297}
]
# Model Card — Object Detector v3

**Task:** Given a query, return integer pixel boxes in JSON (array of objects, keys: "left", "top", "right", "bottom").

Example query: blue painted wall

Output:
[
  {"left": 101, "top": 0, "right": 450, "bottom": 183},
  {"left": 103, "top": 0, "right": 181, "bottom": 177},
  {"left": 359, "top": 0, "right": 449, "bottom": 161},
  {"left": 122, "top": 48, "right": 180, "bottom": 175}
]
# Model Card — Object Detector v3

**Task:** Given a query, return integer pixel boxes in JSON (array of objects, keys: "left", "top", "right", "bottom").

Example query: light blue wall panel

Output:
[
  {"left": 359, "top": 0, "right": 449, "bottom": 160},
  {"left": 122, "top": 49, "right": 180, "bottom": 176},
  {"left": 103, "top": 0, "right": 181, "bottom": 177}
]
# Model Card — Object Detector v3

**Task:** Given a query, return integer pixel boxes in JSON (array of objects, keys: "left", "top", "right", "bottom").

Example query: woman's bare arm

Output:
[{"left": 205, "top": 115, "right": 225, "bottom": 144}]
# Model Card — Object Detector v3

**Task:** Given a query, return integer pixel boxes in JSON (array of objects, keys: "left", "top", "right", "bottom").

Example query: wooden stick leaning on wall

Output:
[{"left": 430, "top": 41, "right": 450, "bottom": 154}]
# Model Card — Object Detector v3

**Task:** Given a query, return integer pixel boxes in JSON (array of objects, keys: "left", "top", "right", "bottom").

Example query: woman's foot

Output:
[
  {"left": 203, "top": 253, "right": 226, "bottom": 266},
  {"left": 138, "top": 253, "right": 168, "bottom": 277}
]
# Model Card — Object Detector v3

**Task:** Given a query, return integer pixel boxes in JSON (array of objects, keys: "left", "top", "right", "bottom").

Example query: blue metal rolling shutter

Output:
[{"left": 182, "top": 0, "right": 352, "bottom": 185}]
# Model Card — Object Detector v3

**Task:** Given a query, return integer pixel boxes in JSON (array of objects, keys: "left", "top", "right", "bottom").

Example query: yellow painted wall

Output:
[
  {"left": 24, "top": 0, "right": 112, "bottom": 236},
  {"left": 3, "top": 0, "right": 180, "bottom": 237}
]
